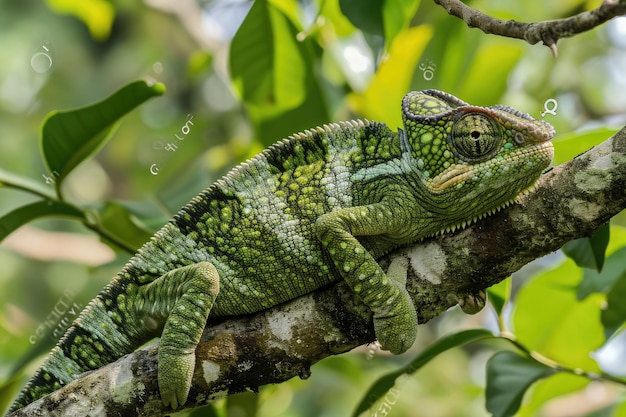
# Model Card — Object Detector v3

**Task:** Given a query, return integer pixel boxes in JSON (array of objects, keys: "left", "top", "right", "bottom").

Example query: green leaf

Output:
[
  {"left": 605, "top": 225, "right": 626, "bottom": 254},
  {"left": 578, "top": 246, "right": 626, "bottom": 299},
  {"left": 0, "top": 168, "right": 54, "bottom": 199},
  {"left": 485, "top": 351, "right": 556, "bottom": 417},
  {"left": 229, "top": 0, "right": 329, "bottom": 144},
  {"left": 46, "top": 0, "right": 115, "bottom": 40},
  {"left": 352, "top": 328, "right": 494, "bottom": 417},
  {"left": 381, "top": 0, "right": 421, "bottom": 53},
  {"left": 516, "top": 373, "right": 589, "bottom": 417},
  {"left": 457, "top": 38, "right": 524, "bottom": 104},
  {"left": 339, "top": 0, "right": 383, "bottom": 38},
  {"left": 339, "top": 0, "right": 420, "bottom": 63},
  {"left": 552, "top": 127, "right": 619, "bottom": 165},
  {"left": 319, "top": 0, "right": 357, "bottom": 37},
  {"left": 230, "top": 0, "right": 306, "bottom": 113},
  {"left": 248, "top": 78, "right": 329, "bottom": 147},
  {"left": 97, "top": 202, "right": 155, "bottom": 252},
  {"left": 418, "top": 17, "right": 480, "bottom": 93},
  {"left": 40, "top": 80, "right": 165, "bottom": 187},
  {"left": 488, "top": 278, "right": 511, "bottom": 317},
  {"left": 349, "top": 25, "right": 433, "bottom": 128},
  {"left": 513, "top": 258, "right": 605, "bottom": 371},
  {"left": 563, "top": 224, "right": 610, "bottom": 272},
  {"left": 113, "top": 200, "right": 170, "bottom": 234},
  {"left": 0, "top": 201, "right": 86, "bottom": 242},
  {"left": 339, "top": 0, "right": 385, "bottom": 60},
  {"left": 601, "top": 271, "right": 626, "bottom": 338}
]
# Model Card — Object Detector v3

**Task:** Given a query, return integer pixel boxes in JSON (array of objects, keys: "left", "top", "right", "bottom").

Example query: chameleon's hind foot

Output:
[
  {"left": 458, "top": 290, "right": 487, "bottom": 315},
  {"left": 137, "top": 262, "right": 220, "bottom": 409}
]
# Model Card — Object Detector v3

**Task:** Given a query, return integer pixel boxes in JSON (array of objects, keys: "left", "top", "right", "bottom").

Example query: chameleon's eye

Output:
[{"left": 450, "top": 113, "right": 503, "bottom": 162}]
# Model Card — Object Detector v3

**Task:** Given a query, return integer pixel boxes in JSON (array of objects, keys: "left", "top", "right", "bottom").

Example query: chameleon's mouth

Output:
[
  {"left": 429, "top": 141, "right": 554, "bottom": 192},
  {"left": 429, "top": 165, "right": 471, "bottom": 192},
  {"left": 436, "top": 199, "right": 513, "bottom": 235}
]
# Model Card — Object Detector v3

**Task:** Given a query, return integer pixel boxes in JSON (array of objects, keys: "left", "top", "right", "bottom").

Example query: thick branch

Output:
[
  {"left": 433, "top": 0, "right": 626, "bottom": 54},
  {"left": 10, "top": 127, "right": 626, "bottom": 417}
]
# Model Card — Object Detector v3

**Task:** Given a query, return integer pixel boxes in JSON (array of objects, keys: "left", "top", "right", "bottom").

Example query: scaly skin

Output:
[{"left": 7, "top": 90, "right": 554, "bottom": 413}]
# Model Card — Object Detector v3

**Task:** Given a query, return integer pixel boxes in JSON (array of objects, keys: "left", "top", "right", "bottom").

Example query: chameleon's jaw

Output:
[
  {"left": 438, "top": 199, "right": 512, "bottom": 234},
  {"left": 425, "top": 140, "right": 554, "bottom": 236}
]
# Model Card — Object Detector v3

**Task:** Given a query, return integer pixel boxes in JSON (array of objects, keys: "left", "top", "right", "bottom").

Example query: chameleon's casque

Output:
[{"left": 8, "top": 90, "right": 554, "bottom": 413}]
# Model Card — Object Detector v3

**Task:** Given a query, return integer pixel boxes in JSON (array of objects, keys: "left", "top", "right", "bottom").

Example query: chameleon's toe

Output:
[
  {"left": 458, "top": 290, "right": 487, "bottom": 315},
  {"left": 374, "top": 311, "right": 418, "bottom": 354},
  {"left": 158, "top": 349, "right": 195, "bottom": 409},
  {"left": 373, "top": 287, "right": 418, "bottom": 355}
]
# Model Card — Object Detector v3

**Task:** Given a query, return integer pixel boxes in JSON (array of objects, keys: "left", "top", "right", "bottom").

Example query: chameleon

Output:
[{"left": 7, "top": 89, "right": 555, "bottom": 413}]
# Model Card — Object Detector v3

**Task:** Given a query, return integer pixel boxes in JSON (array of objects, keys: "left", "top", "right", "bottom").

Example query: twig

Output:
[{"left": 433, "top": 0, "right": 626, "bottom": 55}]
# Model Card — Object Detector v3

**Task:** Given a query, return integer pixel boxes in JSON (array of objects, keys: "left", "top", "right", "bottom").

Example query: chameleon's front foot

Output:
[
  {"left": 159, "top": 347, "right": 196, "bottom": 409},
  {"left": 316, "top": 210, "right": 418, "bottom": 355},
  {"left": 373, "top": 257, "right": 418, "bottom": 354},
  {"left": 373, "top": 304, "right": 418, "bottom": 354}
]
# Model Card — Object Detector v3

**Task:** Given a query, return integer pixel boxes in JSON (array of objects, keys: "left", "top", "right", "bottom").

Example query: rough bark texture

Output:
[{"left": 8, "top": 127, "right": 626, "bottom": 416}]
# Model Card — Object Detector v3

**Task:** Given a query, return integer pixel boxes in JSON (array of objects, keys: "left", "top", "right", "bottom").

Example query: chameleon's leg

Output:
[
  {"left": 316, "top": 206, "right": 418, "bottom": 354},
  {"left": 135, "top": 262, "right": 220, "bottom": 409}
]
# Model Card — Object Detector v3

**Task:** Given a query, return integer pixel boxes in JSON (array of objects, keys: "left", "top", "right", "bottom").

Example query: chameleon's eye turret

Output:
[{"left": 450, "top": 113, "right": 503, "bottom": 162}]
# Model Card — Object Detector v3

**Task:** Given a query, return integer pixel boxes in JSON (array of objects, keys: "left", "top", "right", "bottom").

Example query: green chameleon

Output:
[{"left": 8, "top": 90, "right": 554, "bottom": 413}]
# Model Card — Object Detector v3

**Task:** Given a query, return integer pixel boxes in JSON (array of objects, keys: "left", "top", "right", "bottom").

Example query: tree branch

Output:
[
  {"left": 433, "top": 0, "right": 626, "bottom": 55},
  {"left": 9, "top": 127, "right": 626, "bottom": 417}
]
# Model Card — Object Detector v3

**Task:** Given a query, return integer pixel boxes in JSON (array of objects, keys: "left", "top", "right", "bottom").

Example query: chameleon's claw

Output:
[{"left": 458, "top": 290, "right": 487, "bottom": 315}]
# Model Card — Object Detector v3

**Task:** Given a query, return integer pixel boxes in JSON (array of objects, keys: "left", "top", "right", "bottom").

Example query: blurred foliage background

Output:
[{"left": 1, "top": 0, "right": 626, "bottom": 416}]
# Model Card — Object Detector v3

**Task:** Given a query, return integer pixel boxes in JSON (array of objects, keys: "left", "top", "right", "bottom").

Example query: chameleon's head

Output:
[{"left": 401, "top": 90, "right": 555, "bottom": 227}]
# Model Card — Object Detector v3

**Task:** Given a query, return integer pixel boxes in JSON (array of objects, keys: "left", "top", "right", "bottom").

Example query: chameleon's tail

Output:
[
  {"left": 7, "top": 277, "right": 156, "bottom": 413},
  {"left": 8, "top": 219, "right": 221, "bottom": 413}
]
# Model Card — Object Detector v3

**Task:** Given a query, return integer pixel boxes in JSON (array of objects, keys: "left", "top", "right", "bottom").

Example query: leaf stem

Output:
[
  {"left": 5, "top": 183, "right": 53, "bottom": 200},
  {"left": 55, "top": 181, "right": 65, "bottom": 202},
  {"left": 3, "top": 176, "right": 135, "bottom": 254},
  {"left": 499, "top": 331, "right": 626, "bottom": 387},
  {"left": 82, "top": 215, "right": 136, "bottom": 254}
]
